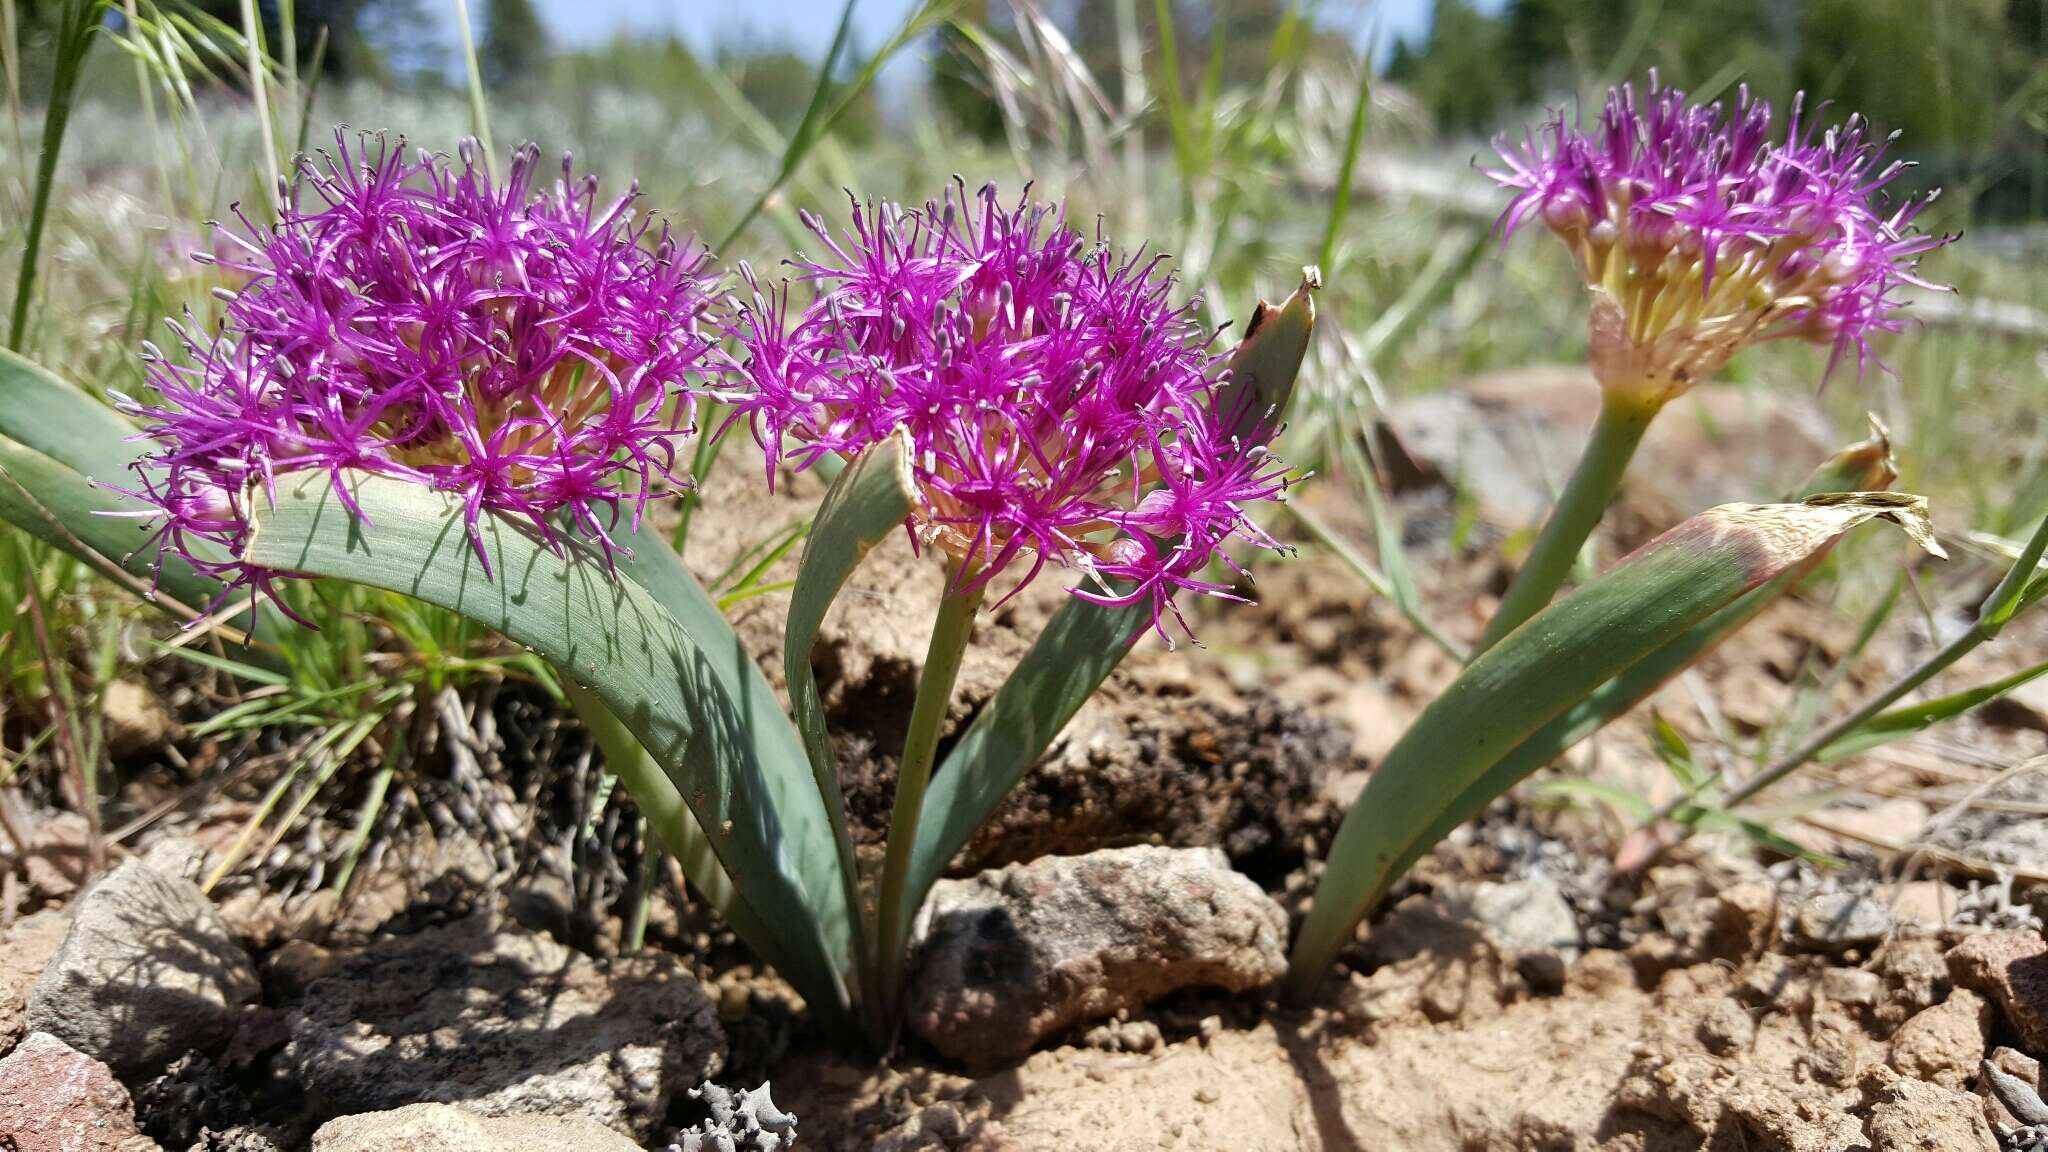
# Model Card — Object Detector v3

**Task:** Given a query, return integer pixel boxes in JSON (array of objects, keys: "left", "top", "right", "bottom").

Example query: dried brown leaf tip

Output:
[{"left": 1687, "top": 493, "right": 1946, "bottom": 583}]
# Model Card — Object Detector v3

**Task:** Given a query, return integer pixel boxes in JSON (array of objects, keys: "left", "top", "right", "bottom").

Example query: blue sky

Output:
[{"left": 523, "top": 0, "right": 1451, "bottom": 70}]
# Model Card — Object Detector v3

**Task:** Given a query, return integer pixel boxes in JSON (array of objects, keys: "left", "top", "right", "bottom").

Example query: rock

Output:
[
  {"left": 1820, "top": 967, "right": 1882, "bottom": 1008},
  {"left": 1879, "top": 937, "right": 1953, "bottom": 1015},
  {"left": 1696, "top": 999, "right": 1756, "bottom": 1056},
  {"left": 19, "top": 811, "right": 92, "bottom": 902},
  {"left": 265, "top": 939, "right": 340, "bottom": 999},
  {"left": 1788, "top": 890, "right": 1892, "bottom": 953},
  {"left": 25, "top": 858, "right": 259, "bottom": 1075},
  {"left": 1656, "top": 881, "right": 1776, "bottom": 964},
  {"left": 0, "top": 1031, "right": 158, "bottom": 1151},
  {"left": 905, "top": 846, "right": 1287, "bottom": 1066},
  {"left": 1722, "top": 1073, "right": 1868, "bottom": 1151},
  {"left": 102, "top": 679, "right": 176, "bottom": 761},
  {"left": 1386, "top": 374, "right": 1833, "bottom": 531},
  {"left": 1462, "top": 876, "right": 1580, "bottom": 959},
  {"left": 1946, "top": 930, "right": 2048, "bottom": 1055},
  {"left": 310, "top": 1104, "right": 640, "bottom": 1152},
  {"left": 0, "top": 909, "right": 71, "bottom": 1057},
  {"left": 1862, "top": 1066, "right": 1998, "bottom": 1151},
  {"left": 1740, "top": 953, "right": 1812, "bottom": 1011},
  {"left": 132, "top": 1051, "right": 255, "bottom": 1148},
  {"left": 1889, "top": 882, "right": 1953, "bottom": 931},
  {"left": 285, "top": 916, "right": 721, "bottom": 1138},
  {"left": 1888, "top": 990, "right": 1989, "bottom": 1090}
]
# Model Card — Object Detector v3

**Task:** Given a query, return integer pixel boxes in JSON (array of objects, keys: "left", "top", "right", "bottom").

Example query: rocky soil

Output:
[{"left": 3, "top": 378, "right": 2046, "bottom": 1151}]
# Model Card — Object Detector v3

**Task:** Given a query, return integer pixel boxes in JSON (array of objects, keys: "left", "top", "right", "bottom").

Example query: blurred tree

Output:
[
  {"left": 1385, "top": 0, "right": 1510, "bottom": 137},
  {"left": 1381, "top": 0, "right": 2042, "bottom": 218},
  {"left": 480, "top": 0, "right": 547, "bottom": 92},
  {"left": 718, "top": 37, "right": 882, "bottom": 147}
]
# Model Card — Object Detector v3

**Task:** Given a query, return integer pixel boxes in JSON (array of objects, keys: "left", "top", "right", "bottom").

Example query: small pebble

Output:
[{"left": 1820, "top": 967, "right": 1882, "bottom": 1007}]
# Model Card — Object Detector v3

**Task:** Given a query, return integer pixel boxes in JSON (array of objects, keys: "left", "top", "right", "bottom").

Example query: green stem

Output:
[
  {"left": 1474, "top": 389, "right": 1660, "bottom": 655},
  {"left": 874, "top": 566, "right": 984, "bottom": 1029}
]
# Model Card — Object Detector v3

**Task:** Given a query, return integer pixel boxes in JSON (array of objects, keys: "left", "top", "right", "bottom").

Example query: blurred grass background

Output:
[{"left": 0, "top": 0, "right": 2041, "bottom": 908}]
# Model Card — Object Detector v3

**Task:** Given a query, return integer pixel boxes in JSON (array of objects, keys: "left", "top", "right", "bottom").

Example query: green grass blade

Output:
[
  {"left": 243, "top": 471, "right": 853, "bottom": 1023},
  {"left": 1316, "top": 54, "right": 1371, "bottom": 277},
  {"left": 1284, "top": 493, "right": 1943, "bottom": 998},
  {"left": 716, "top": 0, "right": 957, "bottom": 253},
  {"left": 1817, "top": 655, "right": 2048, "bottom": 761},
  {"left": 1153, "top": 0, "right": 1195, "bottom": 183},
  {"left": 784, "top": 433, "right": 918, "bottom": 1041},
  {"left": 149, "top": 639, "right": 290, "bottom": 687},
  {"left": 8, "top": 0, "right": 102, "bottom": 350}
]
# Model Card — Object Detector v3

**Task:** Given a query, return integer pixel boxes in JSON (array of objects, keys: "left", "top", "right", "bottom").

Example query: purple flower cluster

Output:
[
  {"left": 722, "top": 183, "right": 1293, "bottom": 637},
  {"left": 119, "top": 134, "right": 718, "bottom": 616},
  {"left": 1488, "top": 75, "right": 1951, "bottom": 397}
]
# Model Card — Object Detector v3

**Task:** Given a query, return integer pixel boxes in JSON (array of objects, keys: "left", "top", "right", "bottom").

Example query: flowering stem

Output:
[
  {"left": 874, "top": 564, "right": 984, "bottom": 1030},
  {"left": 1474, "top": 389, "right": 1660, "bottom": 655}
]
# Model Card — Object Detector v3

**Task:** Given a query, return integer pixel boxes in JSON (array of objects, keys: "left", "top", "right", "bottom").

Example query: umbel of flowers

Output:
[
  {"left": 721, "top": 181, "right": 1306, "bottom": 1029},
  {"left": 117, "top": 132, "right": 721, "bottom": 617},
  {"left": 721, "top": 181, "right": 1297, "bottom": 641},
  {"left": 1488, "top": 74, "right": 1950, "bottom": 402},
  {"left": 1472, "top": 76, "right": 1952, "bottom": 653}
]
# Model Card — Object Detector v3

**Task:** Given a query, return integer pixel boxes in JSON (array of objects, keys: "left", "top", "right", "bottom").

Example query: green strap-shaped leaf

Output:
[
  {"left": 0, "top": 348, "right": 291, "bottom": 640},
  {"left": 0, "top": 347, "right": 149, "bottom": 480},
  {"left": 1362, "top": 423, "right": 1905, "bottom": 920},
  {"left": 900, "top": 591, "right": 1150, "bottom": 938},
  {"left": 1216, "top": 268, "right": 1318, "bottom": 445},
  {"left": 1283, "top": 493, "right": 1944, "bottom": 998},
  {"left": 0, "top": 435, "right": 226, "bottom": 618},
  {"left": 606, "top": 514, "right": 854, "bottom": 982},
  {"left": 244, "top": 471, "right": 852, "bottom": 1020},
  {"left": 784, "top": 432, "right": 918, "bottom": 1035}
]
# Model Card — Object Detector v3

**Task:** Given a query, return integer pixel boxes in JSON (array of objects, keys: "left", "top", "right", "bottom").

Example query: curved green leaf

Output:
[
  {"left": 783, "top": 431, "right": 917, "bottom": 1037},
  {"left": 1217, "top": 268, "right": 1318, "bottom": 445},
  {"left": 0, "top": 347, "right": 144, "bottom": 480},
  {"left": 0, "top": 348, "right": 291, "bottom": 641},
  {"left": 1283, "top": 494, "right": 1943, "bottom": 998},
  {"left": 0, "top": 435, "right": 225, "bottom": 619},
  {"left": 1354, "top": 425, "right": 1908, "bottom": 931},
  {"left": 606, "top": 515, "right": 854, "bottom": 982},
  {"left": 244, "top": 471, "right": 852, "bottom": 1021}
]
